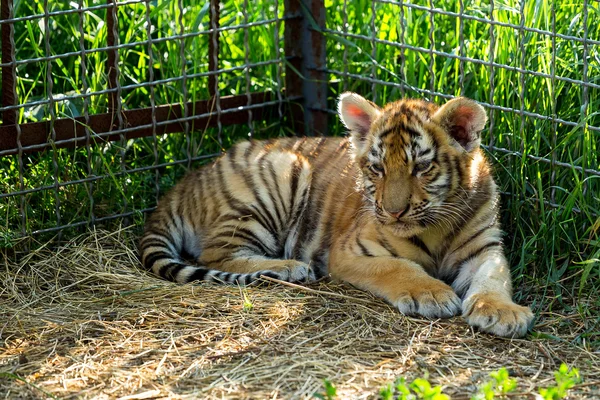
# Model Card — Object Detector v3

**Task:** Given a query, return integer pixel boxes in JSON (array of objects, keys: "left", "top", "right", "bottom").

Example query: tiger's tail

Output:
[{"left": 138, "top": 229, "right": 283, "bottom": 285}]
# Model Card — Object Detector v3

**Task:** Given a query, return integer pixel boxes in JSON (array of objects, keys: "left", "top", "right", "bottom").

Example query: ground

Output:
[{"left": 1, "top": 228, "right": 599, "bottom": 399}]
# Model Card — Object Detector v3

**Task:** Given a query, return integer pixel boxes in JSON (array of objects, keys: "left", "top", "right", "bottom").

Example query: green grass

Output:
[
  {"left": 380, "top": 376, "right": 450, "bottom": 400},
  {"left": 1, "top": 1, "right": 599, "bottom": 344}
]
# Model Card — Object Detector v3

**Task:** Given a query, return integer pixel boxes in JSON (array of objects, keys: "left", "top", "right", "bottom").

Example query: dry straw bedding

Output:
[{"left": 1, "top": 227, "right": 599, "bottom": 399}]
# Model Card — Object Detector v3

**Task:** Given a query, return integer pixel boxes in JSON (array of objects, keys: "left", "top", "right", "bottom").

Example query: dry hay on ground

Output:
[{"left": 1, "top": 227, "right": 599, "bottom": 399}]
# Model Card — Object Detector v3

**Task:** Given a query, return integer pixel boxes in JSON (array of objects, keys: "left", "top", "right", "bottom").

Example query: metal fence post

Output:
[
  {"left": 284, "top": 0, "right": 327, "bottom": 136},
  {"left": 1, "top": 0, "right": 16, "bottom": 125}
]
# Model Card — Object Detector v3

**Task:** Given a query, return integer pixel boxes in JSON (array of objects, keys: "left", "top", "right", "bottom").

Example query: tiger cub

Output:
[{"left": 139, "top": 93, "right": 534, "bottom": 337}]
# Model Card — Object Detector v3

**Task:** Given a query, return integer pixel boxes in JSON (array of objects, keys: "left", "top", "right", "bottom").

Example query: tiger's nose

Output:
[{"left": 389, "top": 206, "right": 409, "bottom": 220}]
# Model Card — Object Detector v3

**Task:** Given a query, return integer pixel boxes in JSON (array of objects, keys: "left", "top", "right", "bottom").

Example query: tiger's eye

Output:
[
  {"left": 369, "top": 164, "right": 384, "bottom": 176},
  {"left": 413, "top": 161, "right": 432, "bottom": 175}
]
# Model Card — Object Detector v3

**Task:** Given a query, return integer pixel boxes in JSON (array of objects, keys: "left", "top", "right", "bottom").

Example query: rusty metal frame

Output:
[{"left": 0, "top": 92, "right": 280, "bottom": 155}]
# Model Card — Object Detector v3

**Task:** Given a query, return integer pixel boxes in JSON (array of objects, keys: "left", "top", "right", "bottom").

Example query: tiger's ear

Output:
[
  {"left": 432, "top": 97, "right": 487, "bottom": 152},
  {"left": 338, "top": 92, "right": 381, "bottom": 154}
]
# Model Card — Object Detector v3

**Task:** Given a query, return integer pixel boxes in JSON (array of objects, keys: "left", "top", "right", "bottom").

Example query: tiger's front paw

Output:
[
  {"left": 463, "top": 293, "right": 534, "bottom": 338},
  {"left": 393, "top": 279, "right": 461, "bottom": 319}
]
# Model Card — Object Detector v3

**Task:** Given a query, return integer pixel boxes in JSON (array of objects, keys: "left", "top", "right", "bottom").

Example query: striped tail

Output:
[{"left": 139, "top": 233, "right": 282, "bottom": 285}]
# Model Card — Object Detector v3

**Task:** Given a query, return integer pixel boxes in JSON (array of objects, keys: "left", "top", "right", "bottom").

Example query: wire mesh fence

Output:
[
  {"left": 324, "top": 0, "right": 599, "bottom": 223},
  {"left": 1, "top": 0, "right": 599, "bottom": 261},
  {"left": 324, "top": 0, "right": 599, "bottom": 196},
  {"left": 0, "top": 0, "right": 304, "bottom": 240}
]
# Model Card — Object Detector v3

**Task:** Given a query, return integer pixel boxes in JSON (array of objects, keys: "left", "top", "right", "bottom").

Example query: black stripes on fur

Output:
[{"left": 139, "top": 139, "right": 319, "bottom": 286}]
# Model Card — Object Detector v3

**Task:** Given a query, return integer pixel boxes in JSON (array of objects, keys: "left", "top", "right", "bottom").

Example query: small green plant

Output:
[
  {"left": 314, "top": 379, "right": 337, "bottom": 400},
  {"left": 538, "top": 364, "right": 581, "bottom": 400},
  {"left": 489, "top": 368, "right": 518, "bottom": 395},
  {"left": 473, "top": 380, "right": 495, "bottom": 400},
  {"left": 238, "top": 287, "right": 253, "bottom": 312},
  {"left": 0, "top": 230, "right": 18, "bottom": 249},
  {"left": 379, "top": 376, "right": 449, "bottom": 400},
  {"left": 379, "top": 377, "right": 408, "bottom": 400},
  {"left": 410, "top": 378, "right": 450, "bottom": 400},
  {"left": 241, "top": 291, "right": 253, "bottom": 312},
  {"left": 471, "top": 368, "right": 517, "bottom": 400},
  {"left": 472, "top": 365, "right": 581, "bottom": 400}
]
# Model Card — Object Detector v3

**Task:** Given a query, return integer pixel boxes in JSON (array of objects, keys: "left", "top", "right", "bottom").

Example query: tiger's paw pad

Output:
[
  {"left": 394, "top": 281, "right": 461, "bottom": 319},
  {"left": 463, "top": 293, "right": 534, "bottom": 338}
]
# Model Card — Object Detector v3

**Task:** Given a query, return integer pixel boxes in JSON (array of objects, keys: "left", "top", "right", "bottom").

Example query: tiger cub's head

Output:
[{"left": 338, "top": 92, "right": 489, "bottom": 236}]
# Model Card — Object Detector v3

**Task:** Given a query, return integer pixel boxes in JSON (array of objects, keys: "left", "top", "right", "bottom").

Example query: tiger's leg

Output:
[
  {"left": 452, "top": 250, "right": 534, "bottom": 337},
  {"left": 329, "top": 252, "right": 461, "bottom": 319},
  {"left": 198, "top": 217, "right": 316, "bottom": 284}
]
